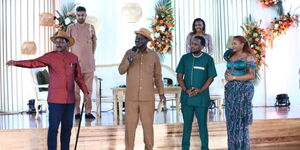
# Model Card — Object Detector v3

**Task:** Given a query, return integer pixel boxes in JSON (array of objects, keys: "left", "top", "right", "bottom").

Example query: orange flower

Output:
[
  {"left": 261, "top": 50, "right": 265, "bottom": 56},
  {"left": 256, "top": 54, "right": 260, "bottom": 58},
  {"left": 159, "top": 20, "right": 164, "bottom": 24},
  {"left": 150, "top": 42, "right": 155, "bottom": 47}
]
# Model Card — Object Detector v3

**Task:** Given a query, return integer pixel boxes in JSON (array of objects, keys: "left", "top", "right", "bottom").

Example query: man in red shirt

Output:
[{"left": 6, "top": 31, "right": 89, "bottom": 150}]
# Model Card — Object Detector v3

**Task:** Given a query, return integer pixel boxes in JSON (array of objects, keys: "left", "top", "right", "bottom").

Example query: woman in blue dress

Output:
[{"left": 223, "top": 35, "right": 256, "bottom": 150}]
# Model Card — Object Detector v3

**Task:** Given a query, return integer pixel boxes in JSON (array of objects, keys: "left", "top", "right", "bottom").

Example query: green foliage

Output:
[{"left": 55, "top": 2, "right": 77, "bottom": 32}]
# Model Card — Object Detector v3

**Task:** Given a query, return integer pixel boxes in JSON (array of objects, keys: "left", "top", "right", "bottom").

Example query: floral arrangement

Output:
[
  {"left": 241, "top": 16, "right": 267, "bottom": 70},
  {"left": 259, "top": 0, "right": 278, "bottom": 8},
  {"left": 150, "top": 0, "right": 175, "bottom": 54},
  {"left": 268, "top": 13, "right": 299, "bottom": 38},
  {"left": 259, "top": 0, "right": 284, "bottom": 15},
  {"left": 52, "top": 3, "right": 77, "bottom": 32},
  {"left": 257, "top": 0, "right": 299, "bottom": 44}
]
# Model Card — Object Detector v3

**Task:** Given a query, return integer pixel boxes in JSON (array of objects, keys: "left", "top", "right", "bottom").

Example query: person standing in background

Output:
[
  {"left": 67, "top": 6, "right": 97, "bottom": 119},
  {"left": 186, "top": 18, "right": 213, "bottom": 56}
]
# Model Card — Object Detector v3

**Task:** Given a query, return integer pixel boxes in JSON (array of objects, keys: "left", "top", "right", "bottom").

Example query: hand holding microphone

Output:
[{"left": 128, "top": 46, "right": 138, "bottom": 63}]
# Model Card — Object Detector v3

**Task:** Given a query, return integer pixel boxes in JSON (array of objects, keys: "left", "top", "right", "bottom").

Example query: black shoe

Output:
[
  {"left": 75, "top": 113, "right": 81, "bottom": 120},
  {"left": 85, "top": 113, "right": 95, "bottom": 119}
]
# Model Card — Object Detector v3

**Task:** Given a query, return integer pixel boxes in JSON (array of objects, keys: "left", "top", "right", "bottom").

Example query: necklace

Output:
[{"left": 192, "top": 52, "right": 203, "bottom": 58}]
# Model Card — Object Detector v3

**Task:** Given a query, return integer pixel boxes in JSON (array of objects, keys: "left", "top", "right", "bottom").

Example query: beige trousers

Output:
[
  {"left": 125, "top": 101, "right": 155, "bottom": 150},
  {"left": 75, "top": 72, "right": 94, "bottom": 114}
]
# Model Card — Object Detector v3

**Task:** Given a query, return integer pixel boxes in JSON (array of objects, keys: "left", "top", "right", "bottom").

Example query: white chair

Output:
[
  {"left": 210, "top": 79, "right": 225, "bottom": 110},
  {"left": 31, "top": 68, "right": 49, "bottom": 119},
  {"left": 94, "top": 75, "right": 114, "bottom": 117},
  {"left": 209, "top": 62, "right": 227, "bottom": 110}
]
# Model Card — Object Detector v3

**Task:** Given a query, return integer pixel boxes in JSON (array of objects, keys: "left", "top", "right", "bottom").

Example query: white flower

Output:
[
  {"left": 55, "top": 19, "right": 59, "bottom": 25},
  {"left": 65, "top": 17, "right": 71, "bottom": 25},
  {"left": 154, "top": 32, "right": 160, "bottom": 38},
  {"left": 274, "top": 24, "right": 279, "bottom": 28},
  {"left": 159, "top": 26, "right": 165, "bottom": 31}
]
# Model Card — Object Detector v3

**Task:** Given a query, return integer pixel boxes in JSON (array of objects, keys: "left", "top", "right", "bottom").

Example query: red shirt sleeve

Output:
[
  {"left": 15, "top": 53, "right": 49, "bottom": 68},
  {"left": 74, "top": 58, "right": 89, "bottom": 94}
]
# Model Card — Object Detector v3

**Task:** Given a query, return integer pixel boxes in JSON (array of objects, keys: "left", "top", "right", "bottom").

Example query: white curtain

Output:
[
  {"left": 0, "top": 0, "right": 55, "bottom": 112},
  {"left": 172, "top": 0, "right": 250, "bottom": 69}
]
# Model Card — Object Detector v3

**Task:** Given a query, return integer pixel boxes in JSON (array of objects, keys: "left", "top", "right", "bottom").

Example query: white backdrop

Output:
[
  {"left": 5, "top": 0, "right": 298, "bottom": 112},
  {"left": 250, "top": 0, "right": 300, "bottom": 106}
]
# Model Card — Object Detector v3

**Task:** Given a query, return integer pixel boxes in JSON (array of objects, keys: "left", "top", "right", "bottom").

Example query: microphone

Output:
[
  {"left": 132, "top": 46, "right": 138, "bottom": 52},
  {"left": 128, "top": 46, "right": 137, "bottom": 63}
]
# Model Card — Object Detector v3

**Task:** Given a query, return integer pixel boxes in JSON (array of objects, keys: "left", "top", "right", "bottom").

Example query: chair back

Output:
[{"left": 31, "top": 67, "right": 49, "bottom": 92}]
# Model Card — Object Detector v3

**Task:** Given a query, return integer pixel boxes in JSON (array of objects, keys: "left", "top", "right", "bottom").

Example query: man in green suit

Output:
[{"left": 176, "top": 36, "right": 217, "bottom": 150}]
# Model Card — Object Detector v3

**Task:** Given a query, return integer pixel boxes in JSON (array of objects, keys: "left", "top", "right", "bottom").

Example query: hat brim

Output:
[
  {"left": 50, "top": 35, "right": 75, "bottom": 47},
  {"left": 134, "top": 31, "right": 153, "bottom": 41}
]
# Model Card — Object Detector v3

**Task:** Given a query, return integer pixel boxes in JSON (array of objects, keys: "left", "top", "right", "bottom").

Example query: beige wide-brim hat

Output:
[
  {"left": 50, "top": 31, "right": 75, "bottom": 47},
  {"left": 134, "top": 27, "right": 153, "bottom": 41}
]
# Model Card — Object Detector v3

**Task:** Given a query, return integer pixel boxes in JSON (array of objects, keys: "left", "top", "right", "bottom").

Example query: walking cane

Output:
[{"left": 74, "top": 103, "right": 84, "bottom": 150}]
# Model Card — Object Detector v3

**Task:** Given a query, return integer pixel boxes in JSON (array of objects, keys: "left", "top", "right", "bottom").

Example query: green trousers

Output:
[{"left": 181, "top": 104, "right": 209, "bottom": 150}]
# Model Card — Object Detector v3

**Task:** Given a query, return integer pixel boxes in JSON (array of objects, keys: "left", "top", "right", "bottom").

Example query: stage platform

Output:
[
  {"left": 1, "top": 106, "right": 300, "bottom": 149},
  {"left": 1, "top": 118, "right": 300, "bottom": 150}
]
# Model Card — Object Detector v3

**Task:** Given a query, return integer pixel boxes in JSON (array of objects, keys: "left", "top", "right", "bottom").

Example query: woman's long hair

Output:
[
  {"left": 229, "top": 35, "right": 252, "bottom": 58},
  {"left": 234, "top": 35, "right": 251, "bottom": 53}
]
